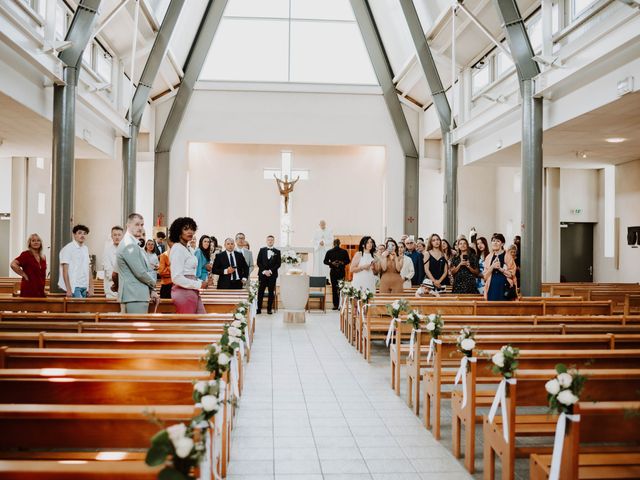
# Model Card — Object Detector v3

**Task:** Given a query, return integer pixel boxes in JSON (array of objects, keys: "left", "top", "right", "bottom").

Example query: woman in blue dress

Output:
[
  {"left": 475, "top": 237, "right": 489, "bottom": 294},
  {"left": 483, "top": 233, "right": 517, "bottom": 301},
  {"left": 194, "top": 235, "right": 212, "bottom": 282}
]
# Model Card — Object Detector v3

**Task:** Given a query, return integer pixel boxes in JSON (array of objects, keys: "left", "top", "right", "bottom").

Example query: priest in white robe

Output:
[{"left": 312, "top": 220, "right": 333, "bottom": 279}]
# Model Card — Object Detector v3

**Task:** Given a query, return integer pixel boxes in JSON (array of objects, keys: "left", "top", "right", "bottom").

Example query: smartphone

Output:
[
  {"left": 462, "top": 254, "right": 468, "bottom": 261},
  {"left": 387, "top": 242, "right": 394, "bottom": 252}
]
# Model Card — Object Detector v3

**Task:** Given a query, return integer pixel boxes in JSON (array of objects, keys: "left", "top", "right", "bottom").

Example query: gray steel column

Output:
[
  {"left": 399, "top": 0, "right": 458, "bottom": 240},
  {"left": 493, "top": 0, "right": 542, "bottom": 296},
  {"left": 49, "top": 0, "right": 102, "bottom": 294},
  {"left": 154, "top": 0, "right": 228, "bottom": 223},
  {"left": 122, "top": 0, "right": 185, "bottom": 222},
  {"left": 350, "top": 0, "right": 419, "bottom": 237},
  {"left": 521, "top": 79, "right": 543, "bottom": 295},
  {"left": 443, "top": 133, "right": 459, "bottom": 241}
]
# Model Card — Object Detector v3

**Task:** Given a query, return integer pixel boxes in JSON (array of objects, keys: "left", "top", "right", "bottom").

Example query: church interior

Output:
[{"left": 0, "top": 0, "right": 640, "bottom": 479}]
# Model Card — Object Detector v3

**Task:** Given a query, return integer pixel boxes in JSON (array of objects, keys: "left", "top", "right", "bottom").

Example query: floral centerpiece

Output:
[
  {"left": 405, "top": 309, "right": 424, "bottom": 330},
  {"left": 386, "top": 299, "right": 410, "bottom": 319},
  {"left": 545, "top": 364, "right": 587, "bottom": 480},
  {"left": 282, "top": 250, "right": 301, "bottom": 265},
  {"left": 145, "top": 422, "right": 206, "bottom": 480},
  {"left": 491, "top": 344, "right": 519, "bottom": 379},
  {"left": 385, "top": 299, "right": 410, "bottom": 346},
  {"left": 357, "top": 288, "right": 374, "bottom": 305},
  {"left": 456, "top": 327, "right": 476, "bottom": 358},
  {"left": 545, "top": 364, "right": 586, "bottom": 414},
  {"left": 454, "top": 326, "right": 477, "bottom": 406},
  {"left": 424, "top": 313, "right": 444, "bottom": 363},
  {"left": 488, "top": 344, "right": 520, "bottom": 442},
  {"left": 193, "top": 379, "right": 227, "bottom": 423}
]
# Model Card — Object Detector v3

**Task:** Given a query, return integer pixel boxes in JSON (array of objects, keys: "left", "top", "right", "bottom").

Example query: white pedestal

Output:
[{"left": 280, "top": 272, "right": 309, "bottom": 323}]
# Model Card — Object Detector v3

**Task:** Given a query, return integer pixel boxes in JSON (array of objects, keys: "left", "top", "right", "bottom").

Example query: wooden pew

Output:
[
  {"left": 0, "top": 332, "right": 220, "bottom": 349},
  {"left": 410, "top": 332, "right": 640, "bottom": 437},
  {"left": 483, "top": 369, "right": 640, "bottom": 480},
  {"left": 0, "top": 347, "right": 204, "bottom": 370},
  {"left": 529, "top": 401, "right": 640, "bottom": 480},
  {"left": 450, "top": 350, "right": 640, "bottom": 473},
  {"left": 0, "top": 404, "right": 197, "bottom": 449},
  {"left": 0, "top": 460, "right": 160, "bottom": 479},
  {"left": 0, "top": 320, "right": 227, "bottom": 335}
]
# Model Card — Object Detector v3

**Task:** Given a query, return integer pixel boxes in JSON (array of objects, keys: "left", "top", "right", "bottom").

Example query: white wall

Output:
[
  {"left": 156, "top": 89, "right": 415, "bottom": 239},
  {"left": 418, "top": 165, "right": 443, "bottom": 238},
  {"left": 495, "top": 166, "right": 522, "bottom": 245},
  {"left": 187, "top": 143, "right": 386, "bottom": 248},
  {"left": 74, "top": 158, "right": 123, "bottom": 269},
  {"left": 594, "top": 159, "right": 640, "bottom": 282},
  {"left": 560, "top": 169, "right": 599, "bottom": 223},
  {"left": 25, "top": 157, "right": 52, "bottom": 267},
  {"left": 0, "top": 158, "right": 11, "bottom": 212},
  {"left": 458, "top": 164, "right": 497, "bottom": 241}
]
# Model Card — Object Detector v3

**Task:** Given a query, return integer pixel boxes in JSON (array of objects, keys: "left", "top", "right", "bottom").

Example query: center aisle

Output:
[{"left": 228, "top": 312, "right": 472, "bottom": 480}]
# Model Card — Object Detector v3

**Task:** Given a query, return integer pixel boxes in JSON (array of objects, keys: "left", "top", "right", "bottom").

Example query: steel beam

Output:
[
  {"left": 493, "top": 0, "right": 542, "bottom": 296},
  {"left": 122, "top": 0, "right": 185, "bottom": 222},
  {"left": 399, "top": 0, "right": 458, "bottom": 240},
  {"left": 153, "top": 0, "right": 228, "bottom": 223},
  {"left": 350, "top": 0, "right": 419, "bottom": 236},
  {"left": 50, "top": 0, "right": 102, "bottom": 294}
]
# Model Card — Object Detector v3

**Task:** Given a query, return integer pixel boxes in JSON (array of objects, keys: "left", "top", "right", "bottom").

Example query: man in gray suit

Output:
[
  {"left": 116, "top": 213, "right": 158, "bottom": 313},
  {"left": 235, "top": 232, "right": 254, "bottom": 278}
]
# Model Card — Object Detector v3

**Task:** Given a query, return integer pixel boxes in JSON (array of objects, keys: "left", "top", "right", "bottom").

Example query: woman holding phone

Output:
[
  {"left": 379, "top": 238, "right": 404, "bottom": 293},
  {"left": 450, "top": 238, "right": 479, "bottom": 294},
  {"left": 350, "top": 236, "right": 378, "bottom": 293},
  {"left": 484, "top": 233, "right": 517, "bottom": 301}
]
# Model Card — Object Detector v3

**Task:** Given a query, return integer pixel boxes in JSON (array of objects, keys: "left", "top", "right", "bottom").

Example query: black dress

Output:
[
  {"left": 451, "top": 254, "right": 479, "bottom": 294},
  {"left": 425, "top": 254, "right": 447, "bottom": 291}
]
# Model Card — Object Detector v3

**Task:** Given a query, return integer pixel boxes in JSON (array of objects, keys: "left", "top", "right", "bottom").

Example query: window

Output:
[
  {"left": 471, "top": 60, "right": 491, "bottom": 94},
  {"left": 201, "top": 0, "right": 376, "bottom": 85},
  {"left": 82, "top": 43, "right": 94, "bottom": 67},
  {"left": 496, "top": 49, "right": 514, "bottom": 77},
  {"left": 55, "top": 2, "right": 71, "bottom": 40},
  {"left": 290, "top": 21, "right": 375, "bottom": 84},
  {"left": 95, "top": 48, "right": 113, "bottom": 82},
  {"left": 572, "top": 0, "right": 597, "bottom": 18},
  {"left": 526, "top": 13, "right": 542, "bottom": 52}
]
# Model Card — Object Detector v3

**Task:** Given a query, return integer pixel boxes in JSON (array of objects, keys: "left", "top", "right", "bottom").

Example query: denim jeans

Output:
[{"left": 72, "top": 287, "right": 87, "bottom": 298}]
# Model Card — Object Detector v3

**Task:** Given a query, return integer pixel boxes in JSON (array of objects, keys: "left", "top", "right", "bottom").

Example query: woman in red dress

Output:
[{"left": 10, "top": 234, "right": 47, "bottom": 298}]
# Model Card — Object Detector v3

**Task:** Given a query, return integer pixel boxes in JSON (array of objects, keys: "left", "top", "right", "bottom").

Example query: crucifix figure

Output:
[{"left": 274, "top": 174, "right": 300, "bottom": 214}]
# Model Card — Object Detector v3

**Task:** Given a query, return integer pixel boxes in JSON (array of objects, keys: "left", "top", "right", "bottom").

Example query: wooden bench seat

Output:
[
  {"left": 450, "top": 349, "right": 640, "bottom": 473},
  {"left": 483, "top": 369, "right": 640, "bottom": 480},
  {"left": 0, "top": 332, "right": 221, "bottom": 349},
  {"left": 0, "top": 321, "right": 228, "bottom": 335},
  {"left": 0, "top": 460, "right": 160, "bottom": 479},
  {"left": 0, "top": 404, "right": 197, "bottom": 449},
  {"left": 0, "top": 368, "right": 208, "bottom": 405},
  {"left": 0, "top": 347, "right": 204, "bottom": 370}
]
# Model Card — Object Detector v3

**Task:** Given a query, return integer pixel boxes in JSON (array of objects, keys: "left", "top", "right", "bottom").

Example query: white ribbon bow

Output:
[
  {"left": 488, "top": 378, "right": 517, "bottom": 442},
  {"left": 245, "top": 319, "right": 252, "bottom": 346},
  {"left": 408, "top": 329, "right": 417, "bottom": 359},
  {"left": 339, "top": 293, "right": 345, "bottom": 312},
  {"left": 549, "top": 412, "right": 581, "bottom": 480},
  {"left": 230, "top": 355, "right": 240, "bottom": 399},
  {"left": 385, "top": 318, "right": 397, "bottom": 346},
  {"left": 454, "top": 356, "right": 477, "bottom": 408},
  {"left": 238, "top": 339, "right": 245, "bottom": 360},
  {"left": 426, "top": 337, "right": 443, "bottom": 364}
]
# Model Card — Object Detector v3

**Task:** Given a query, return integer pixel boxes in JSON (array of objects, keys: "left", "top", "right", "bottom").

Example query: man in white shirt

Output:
[
  {"left": 116, "top": 213, "right": 158, "bottom": 314},
  {"left": 313, "top": 220, "right": 333, "bottom": 280},
  {"left": 59, "top": 224, "right": 93, "bottom": 298},
  {"left": 103, "top": 225, "right": 123, "bottom": 299},
  {"left": 235, "top": 232, "right": 254, "bottom": 277}
]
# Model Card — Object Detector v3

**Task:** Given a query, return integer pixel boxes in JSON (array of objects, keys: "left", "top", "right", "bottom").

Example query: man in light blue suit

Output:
[{"left": 116, "top": 213, "right": 158, "bottom": 313}]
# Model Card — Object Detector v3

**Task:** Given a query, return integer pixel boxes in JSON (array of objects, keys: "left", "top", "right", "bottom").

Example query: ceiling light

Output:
[
  {"left": 576, "top": 151, "right": 588, "bottom": 159},
  {"left": 605, "top": 137, "right": 626, "bottom": 143}
]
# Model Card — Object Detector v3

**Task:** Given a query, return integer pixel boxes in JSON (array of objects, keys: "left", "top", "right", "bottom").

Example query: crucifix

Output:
[{"left": 264, "top": 151, "right": 308, "bottom": 247}]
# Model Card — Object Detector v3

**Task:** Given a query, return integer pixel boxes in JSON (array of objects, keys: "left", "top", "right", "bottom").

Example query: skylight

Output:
[{"left": 200, "top": 0, "right": 377, "bottom": 85}]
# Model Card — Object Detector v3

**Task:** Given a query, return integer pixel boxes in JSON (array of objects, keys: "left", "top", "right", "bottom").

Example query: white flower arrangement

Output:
[
  {"left": 491, "top": 345, "right": 519, "bottom": 378},
  {"left": 456, "top": 327, "right": 476, "bottom": 357},
  {"left": 424, "top": 313, "right": 444, "bottom": 339},
  {"left": 405, "top": 309, "right": 424, "bottom": 330},
  {"left": 192, "top": 378, "right": 226, "bottom": 417},
  {"left": 282, "top": 250, "right": 301, "bottom": 265},
  {"left": 386, "top": 299, "right": 410, "bottom": 319},
  {"left": 546, "top": 364, "right": 586, "bottom": 414},
  {"left": 146, "top": 421, "right": 206, "bottom": 476}
]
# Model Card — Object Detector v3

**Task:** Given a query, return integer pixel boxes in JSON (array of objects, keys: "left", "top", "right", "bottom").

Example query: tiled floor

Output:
[{"left": 227, "top": 311, "right": 473, "bottom": 480}]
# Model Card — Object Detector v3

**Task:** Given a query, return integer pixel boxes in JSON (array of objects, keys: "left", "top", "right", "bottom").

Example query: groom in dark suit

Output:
[
  {"left": 256, "top": 235, "right": 281, "bottom": 314},
  {"left": 212, "top": 238, "right": 249, "bottom": 289}
]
